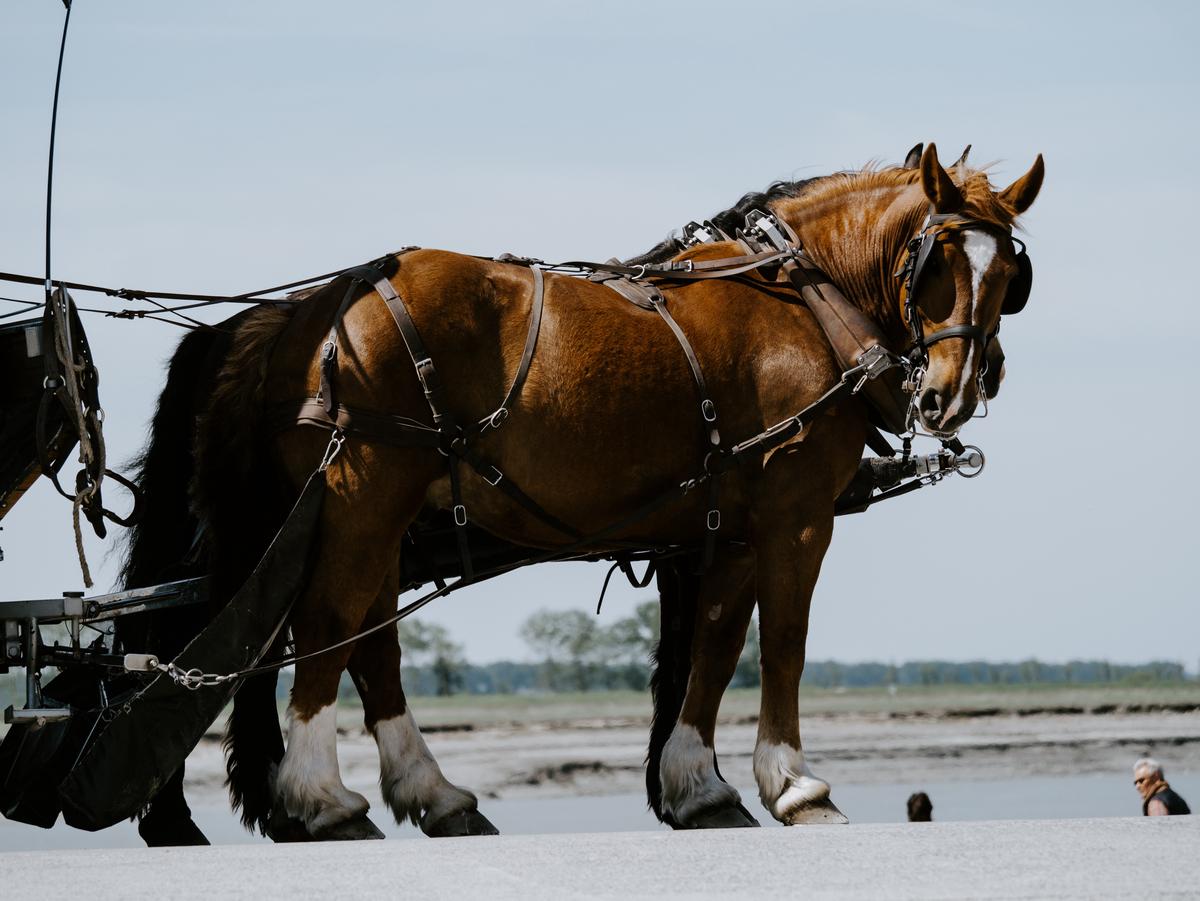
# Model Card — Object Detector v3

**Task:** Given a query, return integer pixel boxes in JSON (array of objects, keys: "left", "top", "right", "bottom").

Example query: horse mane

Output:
[{"left": 627, "top": 160, "right": 1020, "bottom": 266}]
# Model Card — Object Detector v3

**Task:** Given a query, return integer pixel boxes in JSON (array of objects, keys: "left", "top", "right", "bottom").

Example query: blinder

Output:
[
  {"left": 903, "top": 217, "right": 1032, "bottom": 325},
  {"left": 1003, "top": 237, "right": 1032, "bottom": 316}
]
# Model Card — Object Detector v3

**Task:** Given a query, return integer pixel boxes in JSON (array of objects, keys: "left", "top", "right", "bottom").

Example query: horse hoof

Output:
[
  {"left": 422, "top": 808, "right": 500, "bottom": 838},
  {"left": 265, "top": 810, "right": 315, "bottom": 843},
  {"left": 138, "top": 813, "right": 211, "bottom": 847},
  {"left": 783, "top": 797, "right": 849, "bottom": 826},
  {"left": 689, "top": 802, "right": 761, "bottom": 829},
  {"left": 313, "top": 813, "right": 386, "bottom": 841}
]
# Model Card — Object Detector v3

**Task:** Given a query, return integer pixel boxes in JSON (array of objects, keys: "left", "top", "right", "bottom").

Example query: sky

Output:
[{"left": 1, "top": 1, "right": 1197, "bottom": 668}]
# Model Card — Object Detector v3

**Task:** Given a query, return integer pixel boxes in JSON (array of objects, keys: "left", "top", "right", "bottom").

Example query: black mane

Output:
[{"left": 624, "top": 175, "right": 830, "bottom": 265}]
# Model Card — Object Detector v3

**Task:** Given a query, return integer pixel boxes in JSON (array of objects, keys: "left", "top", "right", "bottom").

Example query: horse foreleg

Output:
[
  {"left": 657, "top": 546, "right": 759, "bottom": 829},
  {"left": 347, "top": 568, "right": 497, "bottom": 838},
  {"left": 752, "top": 505, "right": 847, "bottom": 825},
  {"left": 275, "top": 452, "right": 427, "bottom": 838}
]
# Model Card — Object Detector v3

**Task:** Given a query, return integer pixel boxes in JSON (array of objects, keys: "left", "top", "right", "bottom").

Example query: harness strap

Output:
[
  {"left": 318, "top": 277, "right": 363, "bottom": 416},
  {"left": 279, "top": 399, "right": 443, "bottom": 447},
  {"left": 921, "top": 323, "right": 988, "bottom": 348},
  {"left": 479, "top": 265, "right": 544, "bottom": 432},
  {"left": 562, "top": 248, "right": 791, "bottom": 283},
  {"left": 650, "top": 295, "right": 721, "bottom": 450},
  {"left": 448, "top": 436, "right": 583, "bottom": 540},
  {"left": 780, "top": 257, "right": 911, "bottom": 435},
  {"left": 447, "top": 456, "right": 473, "bottom": 580}
]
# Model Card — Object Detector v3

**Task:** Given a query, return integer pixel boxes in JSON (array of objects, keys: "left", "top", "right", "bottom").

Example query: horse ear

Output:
[
  {"left": 951, "top": 144, "right": 971, "bottom": 169},
  {"left": 919, "top": 143, "right": 964, "bottom": 213},
  {"left": 903, "top": 143, "right": 924, "bottom": 169},
  {"left": 999, "top": 154, "right": 1045, "bottom": 214}
]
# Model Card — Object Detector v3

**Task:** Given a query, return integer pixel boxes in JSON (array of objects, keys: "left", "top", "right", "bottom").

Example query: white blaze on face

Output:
[{"left": 944, "top": 230, "right": 997, "bottom": 419}]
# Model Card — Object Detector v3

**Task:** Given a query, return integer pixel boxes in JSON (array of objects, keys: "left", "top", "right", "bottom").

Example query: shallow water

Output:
[{"left": 1, "top": 772, "right": 1195, "bottom": 852}]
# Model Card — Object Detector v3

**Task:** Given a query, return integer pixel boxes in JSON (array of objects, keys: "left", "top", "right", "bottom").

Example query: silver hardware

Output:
[
  {"left": 701, "top": 399, "right": 717, "bottom": 423},
  {"left": 319, "top": 430, "right": 346, "bottom": 471},
  {"left": 453, "top": 504, "right": 467, "bottom": 527},
  {"left": 706, "top": 510, "right": 721, "bottom": 531},
  {"left": 955, "top": 445, "right": 986, "bottom": 478},
  {"left": 123, "top": 653, "right": 160, "bottom": 673}
]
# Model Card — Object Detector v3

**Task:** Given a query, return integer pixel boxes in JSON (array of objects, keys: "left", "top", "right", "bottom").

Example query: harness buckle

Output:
[
  {"left": 487, "top": 407, "right": 510, "bottom": 429},
  {"left": 453, "top": 504, "right": 468, "bottom": 527},
  {"left": 701, "top": 399, "right": 717, "bottom": 423},
  {"left": 706, "top": 509, "right": 721, "bottom": 531},
  {"left": 320, "top": 340, "right": 336, "bottom": 362},
  {"left": 857, "top": 344, "right": 894, "bottom": 381},
  {"left": 482, "top": 466, "right": 504, "bottom": 487}
]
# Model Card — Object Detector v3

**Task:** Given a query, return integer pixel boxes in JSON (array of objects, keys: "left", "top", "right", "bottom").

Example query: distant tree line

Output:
[{"left": 310, "top": 604, "right": 1192, "bottom": 697}]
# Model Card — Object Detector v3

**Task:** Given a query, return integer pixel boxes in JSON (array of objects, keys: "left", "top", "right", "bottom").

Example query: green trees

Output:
[
  {"left": 397, "top": 620, "right": 467, "bottom": 696},
  {"left": 520, "top": 601, "right": 663, "bottom": 691}
]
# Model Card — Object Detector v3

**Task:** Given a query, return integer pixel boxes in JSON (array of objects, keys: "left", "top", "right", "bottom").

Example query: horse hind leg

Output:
[
  {"left": 348, "top": 566, "right": 497, "bottom": 838},
  {"left": 273, "top": 445, "right": 435, "bottom": 838},
  {"left": 655, "top": 547, "right": 760, "bottom": 829}
]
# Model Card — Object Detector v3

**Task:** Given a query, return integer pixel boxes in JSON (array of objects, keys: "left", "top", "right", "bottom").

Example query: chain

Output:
[{"left": 152, "top": 659, "right": 239, "bottom": 691}]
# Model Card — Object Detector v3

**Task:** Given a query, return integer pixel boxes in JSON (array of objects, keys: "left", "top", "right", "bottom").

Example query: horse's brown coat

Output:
[{"left": 196, "top": 144, "right": 1043, "bottom": 831}]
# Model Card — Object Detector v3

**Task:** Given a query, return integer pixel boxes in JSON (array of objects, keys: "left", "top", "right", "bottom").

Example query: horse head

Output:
[{"left": 902, "top": 143, "right": 1043, "bottom": 436}]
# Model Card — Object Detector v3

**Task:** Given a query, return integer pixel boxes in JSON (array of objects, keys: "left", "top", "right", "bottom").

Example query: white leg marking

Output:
[
  {"left": 276, "top": 704, "right": 369, "bottom": 833},
  {"left": 945, "top": 230, "right": 998, "bottom": 417},
  {"left": 753, "top": 741, "right": 832, "bottom": 822},
  {"left": 374, "top": 710, "right": 477, "bottom": 827},
  {"left": 659, "top": 723, "right": 741, "bottom": 824}
]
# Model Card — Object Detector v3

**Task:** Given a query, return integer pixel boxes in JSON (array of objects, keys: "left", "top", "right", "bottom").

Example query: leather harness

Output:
[{"left": 277, "top": 208, "right": 1027, "bottom": 577}]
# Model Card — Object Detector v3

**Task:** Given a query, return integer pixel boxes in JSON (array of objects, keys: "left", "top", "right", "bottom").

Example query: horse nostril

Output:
[{"left": 918, "top": 387, "right": 942, "bottom": 421}]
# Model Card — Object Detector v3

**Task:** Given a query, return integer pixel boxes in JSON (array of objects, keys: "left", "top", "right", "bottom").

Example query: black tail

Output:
[
  {"left": 190, "top": 303, "right": 299, "bottom": 834},
  {"left": 646, "top": 557, "right": 699, "bottom": 823},
  {"left": 116, "top": 326, "right": 225, "bottom": 637}
]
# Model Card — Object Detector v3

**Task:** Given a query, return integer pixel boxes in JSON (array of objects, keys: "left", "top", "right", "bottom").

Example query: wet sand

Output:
[
  {"left": 180, "top": 700, "right": 1200, "bottom": 803},
  {"left": 2, "top": 690, "right": 1197, "bottom": 850}
]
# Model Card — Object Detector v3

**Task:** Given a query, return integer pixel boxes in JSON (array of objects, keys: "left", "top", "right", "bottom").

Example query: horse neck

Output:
[{"left": 773, "top": 184, "right": 926, "bottom": 346}]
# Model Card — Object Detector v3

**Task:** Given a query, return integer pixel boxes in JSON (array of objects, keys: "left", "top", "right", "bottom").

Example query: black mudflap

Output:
[
  {"left": 0, "top": 668, "right": 142, "bottom": 828},
  {"left": 55, "top": 471, "right": 327, "bottom": 831}
]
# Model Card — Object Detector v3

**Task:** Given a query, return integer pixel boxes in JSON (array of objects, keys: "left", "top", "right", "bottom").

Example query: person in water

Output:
[
  {"left": 907, "top": 791, "right": 933, "bottom": 822},
  {"left": 1133, "top": 757, "right": 1191, "bottom": 816}
]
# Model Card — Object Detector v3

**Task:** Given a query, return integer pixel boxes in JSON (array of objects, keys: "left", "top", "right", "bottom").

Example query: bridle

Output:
[{"left": 895, "top": 211, "right": 1031, "bottom": 433}]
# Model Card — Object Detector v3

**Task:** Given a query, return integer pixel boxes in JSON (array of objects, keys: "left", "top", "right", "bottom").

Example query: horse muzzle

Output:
[{"left": 915, "top": 385, "right": 976, "bottom": 437}]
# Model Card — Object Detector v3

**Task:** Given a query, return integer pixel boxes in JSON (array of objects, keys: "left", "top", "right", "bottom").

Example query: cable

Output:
[{"left": 45, "top": 0, "right": 74, "bottom": 306}]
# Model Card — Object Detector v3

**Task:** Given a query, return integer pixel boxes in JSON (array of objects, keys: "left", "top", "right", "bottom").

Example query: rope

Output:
[
  {"left": 48, "top": 289, "right": 104, "bottom": 586},
  {"left": 72, "top": 492, "right": 94, "bottom": 588}
]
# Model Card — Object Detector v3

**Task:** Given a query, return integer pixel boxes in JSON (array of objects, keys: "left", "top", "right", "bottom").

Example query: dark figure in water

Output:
[
  {"left": 1134, "top": 757, "right": 1191, "bottom": 816},
  {"left": 907, "top": 792, "right": 933, "bottom": 822}
]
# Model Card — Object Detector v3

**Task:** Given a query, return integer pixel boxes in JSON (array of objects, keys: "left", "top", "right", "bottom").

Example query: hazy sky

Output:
[{"left": 1, "top": 1, "right": 1196, "bottom": 667}]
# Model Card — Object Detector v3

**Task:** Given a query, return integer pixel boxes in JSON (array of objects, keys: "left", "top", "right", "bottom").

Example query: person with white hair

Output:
[{"left": 1133, "top": 757, "right": 1191, "bottom": 816}]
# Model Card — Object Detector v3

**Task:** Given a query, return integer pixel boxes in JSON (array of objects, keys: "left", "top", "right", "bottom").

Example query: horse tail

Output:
[
  {"left": 646, "top": 557, "right": 699, "bottom": 823},
  {"left": 191, "top": 302, "right": 297, "bottom": 835},
  {"left": 115, "top": 326, "right": 226, "bottom": 646}
]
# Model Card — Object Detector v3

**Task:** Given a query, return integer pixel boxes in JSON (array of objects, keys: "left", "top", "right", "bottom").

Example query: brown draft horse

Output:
[{"left": 190, "top": 143, "right": 1043, "bottom": 837}]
